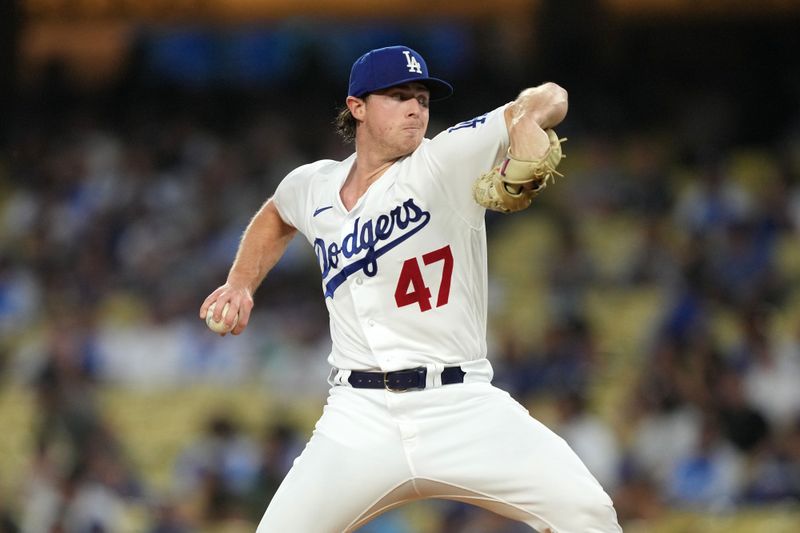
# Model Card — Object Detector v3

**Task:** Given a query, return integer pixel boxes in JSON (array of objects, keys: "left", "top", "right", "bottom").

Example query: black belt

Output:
[{"left": 348, "top": 366, "right": 466, "bottom": 392}]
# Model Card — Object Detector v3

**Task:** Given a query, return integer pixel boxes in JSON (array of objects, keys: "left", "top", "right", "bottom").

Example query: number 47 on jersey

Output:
[{"left": 394, "top": 245, "right": 453, "bottom": 312}]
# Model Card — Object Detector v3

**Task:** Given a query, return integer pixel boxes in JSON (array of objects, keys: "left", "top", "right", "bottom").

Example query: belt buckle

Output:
[
  {"left": 383, "top": 372, "right": 406, "bottom": 392},
  {"left": 383, "top": 368, "right": 426, "bottom": 392}
]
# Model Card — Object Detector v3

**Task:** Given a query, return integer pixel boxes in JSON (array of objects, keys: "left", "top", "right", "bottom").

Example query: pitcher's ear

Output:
[{"left": 347, "top": 95, "right": 367, "bottom": 120}]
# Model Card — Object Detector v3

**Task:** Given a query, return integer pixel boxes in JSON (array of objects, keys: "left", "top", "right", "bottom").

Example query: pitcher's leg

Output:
[
  {"left": 411, "top": 384, "right": 621, "bottom": 533},
  {"left": 257, "top": 388, "right": 413, "bottom": 533},
  {"left": 256, "top": 431, "right": 412, "bottom": 533}
]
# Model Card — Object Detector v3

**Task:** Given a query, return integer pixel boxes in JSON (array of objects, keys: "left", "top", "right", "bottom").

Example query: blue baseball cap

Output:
[{"left": 348, "top": 45, "right": 453, "bottom": 101}]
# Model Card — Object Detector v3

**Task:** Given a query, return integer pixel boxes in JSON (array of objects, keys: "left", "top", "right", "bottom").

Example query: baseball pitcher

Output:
[{"left": 200, "top": 45, "right": 621, "bottom": 533}]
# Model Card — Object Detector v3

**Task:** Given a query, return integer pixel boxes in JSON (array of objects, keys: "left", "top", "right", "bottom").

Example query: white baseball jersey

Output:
[
  {"left": 273, "top": 105, "right": 508, "bottom": 373},
  {"left": 260, "top": 105, "right": 622, "bottom": 533}
]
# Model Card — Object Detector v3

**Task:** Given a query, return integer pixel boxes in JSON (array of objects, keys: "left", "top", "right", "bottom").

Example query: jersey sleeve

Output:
[
  {"left": 271, "top": 165, "right": 312, "bottom": 237},
  {"left": 424, "top": 104, "right": 510, "bottom": 223}
]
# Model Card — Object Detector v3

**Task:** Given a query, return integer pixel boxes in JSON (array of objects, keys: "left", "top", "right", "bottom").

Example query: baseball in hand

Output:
[{"left": 206, "top": 302, "right": 238, "bottom": 334}]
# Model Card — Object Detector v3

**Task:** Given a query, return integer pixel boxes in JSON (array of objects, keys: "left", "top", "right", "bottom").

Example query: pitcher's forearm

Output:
[
  {"left": 507, "top": 83, "right": 568, "bottom": 130},
  {"left": 504, "top": 83, "right": 568, "bottom": 160},
  {"left": 226, "top": 199, "right": 297, "bottom": 295}
]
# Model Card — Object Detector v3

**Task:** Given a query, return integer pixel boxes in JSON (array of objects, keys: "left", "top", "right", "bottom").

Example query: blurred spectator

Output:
[
  {"left": 656, "top": 240, "right": 713, "bottom": 347},
  {"left": 495, "top": 316, "right": 596, "bottom": 401},
  {"left": 545, "top": 218, "right": 596, "bottom": 323},
  {"left": 60, "top": 462, "right": 129, "bottom": 533},
  {"left": 713, "top": 369, "right": 770, "bottom": 455},
  {"left": 560, "top": 137, "right": 626, "bottom": 214},
  {"left": 18, "top": 441, "right": 61, "bottom": 533},
  {"left": 491, "top": 331, "right": 542, "bottom": 401},
  {"left": 673, "top": 159, "right": 752, "bottom": 239},
  {"left": 619, "top": 217, "right": 681, "bottom": 287},
  {"left": 612, "top": 470, "right": 664, "bottom": 526},
  {"left": 620, "top": 138, "right": 674, "bottom": 218},
  {"left": 553, "top": 391, "right": 621, "bottom": 491},
  {"left": 627, "top": 339, "right": 702, "bottom": 492},
  {"left": 0, "top": 501, "right": 17, "bottom": 533},
  {"left": 740, "top": 319, "right": 800, "bottom": 432},
  {"left": 740, "top": 422, "right": 800, "bottom": 505},
  {"left": 148, "top": 498, "right": 193, "bottom": 533},
  {"left": 707, "top": 218, "right": 779, "bottom": 307},
  {"left": 31, "top": 321, "right": 104, "bottom": 461},
  {"left": 172, "top": 412, "right": 260, "bottom": 523},
  {"left": 540, "top": 317, "right": 596, "bottom": 395},
  {"left": 0, "top": 253, "right": 42, "bottom": 344},
  {"left": 726, "top": 305, "right": 772, "bottom": 372},
  {"left": 19, "top": 432, "right": 142, "bottom": 533},
  {"left": 665, "top": 415, "right": 745, "bottom": 510},
  {"left": 244, "top": 422, "right": 304, "bottom": 523}
]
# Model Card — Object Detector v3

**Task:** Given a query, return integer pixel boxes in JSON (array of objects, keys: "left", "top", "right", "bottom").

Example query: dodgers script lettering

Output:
[{"left": 314, "top": 198, "right": 431, "bottom": 298}]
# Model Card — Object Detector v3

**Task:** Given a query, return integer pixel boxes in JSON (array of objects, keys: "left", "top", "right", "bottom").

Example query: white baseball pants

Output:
[{"left": 256, "top": 381, "right": 621, "bottom": 532}]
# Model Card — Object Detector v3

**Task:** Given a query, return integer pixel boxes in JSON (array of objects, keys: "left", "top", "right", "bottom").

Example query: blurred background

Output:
[{"left": 1, "top": 0, "right": 800, "bottom": 532}]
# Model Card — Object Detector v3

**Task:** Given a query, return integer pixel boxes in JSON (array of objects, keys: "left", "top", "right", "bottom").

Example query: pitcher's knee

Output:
[
  {"left": 520, "top": 481, "right": 620, "bottom": 532},
  {"left": 549, "top": 483, "right": 621, "bottom": 533}
]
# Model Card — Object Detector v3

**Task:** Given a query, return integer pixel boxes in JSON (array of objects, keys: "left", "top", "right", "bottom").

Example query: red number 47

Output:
[{"left": 394, "top": 245, "right": 453, "bottom": 312}]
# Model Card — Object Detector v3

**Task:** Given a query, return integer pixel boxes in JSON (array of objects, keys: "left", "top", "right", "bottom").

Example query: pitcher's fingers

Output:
[
  {"left": 199, "top": 287, "right": 226, "bottom": 319},
  {"left": 230, "top": 305, "right": 250, "bottom": 335},
  {"left": 205, "top": 294, "right": 231, "bottom": 322},
  {"left": 199, "top": 296, "right": 215, "bottom": 320}
]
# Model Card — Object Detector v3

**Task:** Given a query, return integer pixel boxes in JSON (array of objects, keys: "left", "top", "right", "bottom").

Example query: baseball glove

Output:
[{"left": 472, "top": 129, "right": 566, "bottom": 213}]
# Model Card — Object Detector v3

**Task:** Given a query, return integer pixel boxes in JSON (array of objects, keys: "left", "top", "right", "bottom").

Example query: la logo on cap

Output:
[
  {"left": 347, "top": 45, "right": 453, "bottom": 101},
  {"left": 402, "top": 51, "right": 423, "bottom": 74}
]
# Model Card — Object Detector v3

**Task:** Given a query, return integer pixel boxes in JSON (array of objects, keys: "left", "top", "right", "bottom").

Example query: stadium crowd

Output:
[{"left": 1, "top": 42, "right": 800, "bottom": 532}]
